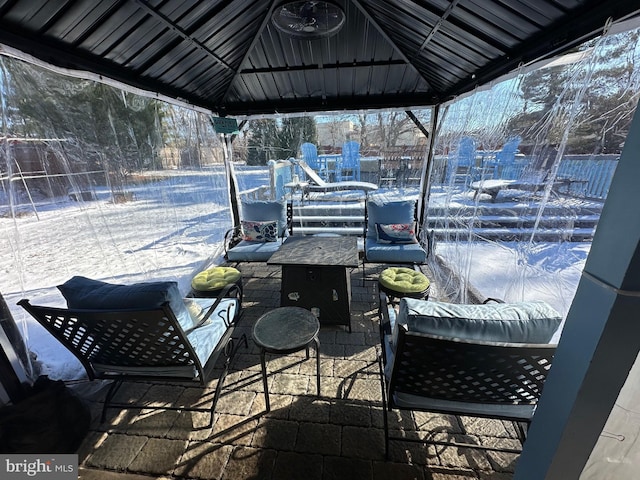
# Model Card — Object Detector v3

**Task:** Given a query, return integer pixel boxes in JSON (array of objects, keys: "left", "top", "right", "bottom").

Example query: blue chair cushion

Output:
[
  {"left": 226, "top": 239, "right": 283, "bottom": 262},
  {"left": 367, "top": 200, "right": 415, "bottom": 240},
  {"left": 365, "top": 239, "right": 427, "bottom": 263},
  {"left": 58, "top": 276, "right": 193, "bottom": 331},
  {"left": 242, "top": 200, "right": 288, "bottom": 237},
  {"left": 398, "top": 297, "right": 561, "bottom": 344},
  {"left": 184, "top": 297, "right": 239, "bottom": 371}
]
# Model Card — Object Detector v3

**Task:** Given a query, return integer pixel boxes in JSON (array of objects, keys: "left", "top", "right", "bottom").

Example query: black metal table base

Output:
[
  {"left": 259, "top": 337, "right": 320, "bottom": 412},
  {"left": 252, "top": 306, "right": 322, "bottom": 412}
]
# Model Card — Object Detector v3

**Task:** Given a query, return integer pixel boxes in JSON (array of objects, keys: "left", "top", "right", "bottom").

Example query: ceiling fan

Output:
[{"left": 271, "top": 1, "right": 346, "bottom": 40}]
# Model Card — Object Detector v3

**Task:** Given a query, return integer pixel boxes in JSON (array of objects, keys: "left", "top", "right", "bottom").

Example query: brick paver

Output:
[{"left": 76, "top": 261, "right": 519, "bottom": 479}]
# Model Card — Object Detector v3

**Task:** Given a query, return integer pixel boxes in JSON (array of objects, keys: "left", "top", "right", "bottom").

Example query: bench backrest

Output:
[
  {"left": 19, "top": 300, "right": 202, "bottom": 381},
  {"left": 390, "top": 324, "right": 556, "bottom": 406}
]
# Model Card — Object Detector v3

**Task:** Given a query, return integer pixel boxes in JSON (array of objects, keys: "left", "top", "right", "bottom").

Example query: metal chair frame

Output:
[
  {"left": 378, "top": 291, "right": 557, "bottom": 458},
  {"left": 19, "top": 284, "right": 246, "bottom": 425}
]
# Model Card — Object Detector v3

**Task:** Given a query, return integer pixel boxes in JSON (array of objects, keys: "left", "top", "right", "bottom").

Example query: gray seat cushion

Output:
[
  {"left": 365, "top": 240, "right": 427, "bottom": 263},
  {"left": 398, "top": 297, "right": 562, "bottom": 344}
]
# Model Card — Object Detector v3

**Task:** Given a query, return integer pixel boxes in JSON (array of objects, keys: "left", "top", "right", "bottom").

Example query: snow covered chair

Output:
[
  {"left": 481, "top": 136, "right": 522, "bottom": 180},
  {"left": 336, "top": 140, "right": 361, "bottom": 181},
  {"left": 495, "top": 136, "right": 522, "bottom": 165},
  {"left": 378, "top": 293, "right": 560, "bottom": 458},
  {"left": 448, "top": 136, "right": 476, "bottom": 185},
  {"left": 19, "top": 276, "right": 245, "bottom": 425},
  {"left": 300, "top": 142, "right": 328, "bottom": 180}
]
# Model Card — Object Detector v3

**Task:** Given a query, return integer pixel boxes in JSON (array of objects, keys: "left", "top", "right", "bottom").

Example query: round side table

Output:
[{"left": 252, "top": 306, "right": 320, "bottom": 412}]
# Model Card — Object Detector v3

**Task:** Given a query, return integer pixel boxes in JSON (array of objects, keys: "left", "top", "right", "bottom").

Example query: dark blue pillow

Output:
[{"left": 57, "top": 276, "right": 192, "bottom": 331}]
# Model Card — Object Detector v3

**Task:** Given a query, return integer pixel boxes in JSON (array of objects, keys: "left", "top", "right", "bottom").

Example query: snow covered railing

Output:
[{"left": 239, "top": 185, "right": 271, "bottom": 201}]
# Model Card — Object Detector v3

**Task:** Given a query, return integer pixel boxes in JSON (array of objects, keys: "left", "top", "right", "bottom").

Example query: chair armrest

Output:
[
  {"left": 483, "top": 297, "right": 505, "bottom": 304},
  {"left": 185, "top": 283, "right": 242, "bottom": 334},
  {"left": 379, "top": 291, "right": 392, "bottom": 335},
  {"left": 224, "top": 225, "right": 242, "bottom": 255}
]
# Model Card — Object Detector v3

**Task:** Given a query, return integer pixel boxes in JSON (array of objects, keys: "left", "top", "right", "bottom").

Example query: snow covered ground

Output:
[
  {"left": 1, "top": 168, "right": 233, "bottom": 380},
  {"left": 0, "top": 166, "right": 591, "bottom": 380},
  {"left": 435, "top": 241, "right": 589, "bottom": 344}
]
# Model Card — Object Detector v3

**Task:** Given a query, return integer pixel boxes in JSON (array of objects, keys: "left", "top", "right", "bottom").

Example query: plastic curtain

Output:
[{"left": 0, "top": 56, "right": 232, "bottom": 383}]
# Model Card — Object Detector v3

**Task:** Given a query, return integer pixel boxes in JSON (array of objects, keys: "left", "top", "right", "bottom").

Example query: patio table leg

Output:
[
  {"left": 260, "top": 350, "right": 270, "bottom": 412},
  {"left": 315, "top": 337, "right": 321, "bottom": 396}
]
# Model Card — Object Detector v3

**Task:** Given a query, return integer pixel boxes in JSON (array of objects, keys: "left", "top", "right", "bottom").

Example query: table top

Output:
[
  {"left": 267, "top": 235, "right": 359, "bottom": 267},
  {"left": 252, "top": 306, "right": 320, "bottom": 352}
]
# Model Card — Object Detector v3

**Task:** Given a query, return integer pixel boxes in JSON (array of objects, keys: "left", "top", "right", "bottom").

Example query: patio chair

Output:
[
  {"left": 225, "top": 199, "right": 293, "bottom": 262},
  {"left": 19, "top": 276, "right": 246, "bottom": 425},
  {"left": 378, "top": 292, "right": 560, "bottom": 458},
  {"left": 363, "top": 199, "right": 428, "bottom": 283},
  {"left": 448, "top": 136, "right": 476, "bottom": 184},
  {"left": 300, "top": 142, "right": 328, "bottom": 180},
  {"left": 490, "top": 136, "right": 522, "bottom": 178},
  {"left": 336, "top": 140, "right": 361, "bottom": 181},
  {"left": 495, "top": 136, "right": 522, "bottom": 164}
]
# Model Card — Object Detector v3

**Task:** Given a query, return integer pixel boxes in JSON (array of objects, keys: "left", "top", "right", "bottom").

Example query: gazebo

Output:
[{"left": 1, "top": 2, "right": 640, "bottom": 478}]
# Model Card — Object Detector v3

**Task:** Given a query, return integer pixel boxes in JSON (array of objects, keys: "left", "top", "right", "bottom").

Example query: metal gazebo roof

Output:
[{"left": 0, "top": 0, "right": 639, "bottom": 116}]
